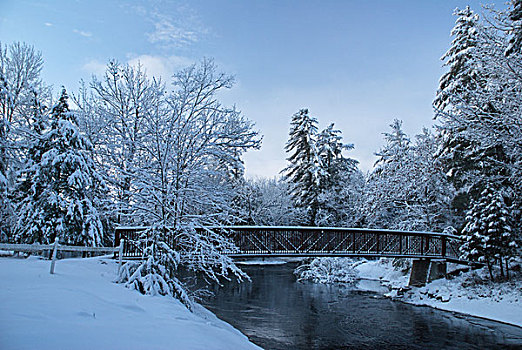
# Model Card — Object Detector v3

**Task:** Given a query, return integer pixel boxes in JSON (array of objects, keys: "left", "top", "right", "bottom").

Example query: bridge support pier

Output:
[{"left": 408, "top": 259, "right": 447, "bottom": 287}]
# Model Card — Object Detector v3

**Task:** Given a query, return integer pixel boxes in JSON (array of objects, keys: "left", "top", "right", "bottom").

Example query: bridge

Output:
[
  {"left": 115, "top": 226, "right": 466, "bottom": 286},
  {"left": 115, "top": 225, "right": 463, "bottom": 262}
]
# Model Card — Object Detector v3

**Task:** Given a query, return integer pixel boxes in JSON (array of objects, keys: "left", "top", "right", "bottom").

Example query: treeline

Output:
[
  {"left": 0, "top": 47, "right": 261, "bottom": 307},
  {"left": 235, "top": 3, "right": 522, "bottom": 280}
]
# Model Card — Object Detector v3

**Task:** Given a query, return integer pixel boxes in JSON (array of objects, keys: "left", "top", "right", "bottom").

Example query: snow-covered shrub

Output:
[
  {"left": 295, "top": 257, "right": 358, "bottom": 284},
  {"left": 391, "top": 258, "right": 412, "bottom": 273},
  {"left": 117, "top": 225, "right": 249, "bottom": 310}
]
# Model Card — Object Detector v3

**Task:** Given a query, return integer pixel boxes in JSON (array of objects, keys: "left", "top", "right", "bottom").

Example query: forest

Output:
[{"left": 1, "top": 2, "right": 521, "bottom": 306}]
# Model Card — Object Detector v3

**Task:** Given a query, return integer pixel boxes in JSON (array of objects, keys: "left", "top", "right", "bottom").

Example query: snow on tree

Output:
[
  {"left": 233, "top": 177, "right": 303, "bottom": 226},
  {"left": 14, "top": 88, "right": 106, "bottom": 246},
  {"left": 364, "top": 121, "right": 453, "bottom": 231},
  {"left": 364, "top": 119, "right": 413, "bottom": 229},
  {"left": 116, "top": 59, "right": 260, "bottom": 309},
  {"left": 315, "top": 123, "right": 361, "bottom": 226},
  {"left": 460, "top": 186, "right": 518, "bottom": 280},
  {"left": 76, "top": 61, "right": 164, "bottom": 226},
  {"left": 282, "top": 109, "right": 323, "bottom": 226},
  {"left": 505, "top": 0, "right": 522, "bottom": 56},
  {"left": 434, "top": 5, "right": 522, "bottom": 247},
  {"left": 0, "top": 42, "right": 49, "bottom": 242},
  {"left": 407, "top": 129, "right": 454, "bottom": 231},
  {"left": 434, "top": 6, "right": 481, "bottom": 112}
]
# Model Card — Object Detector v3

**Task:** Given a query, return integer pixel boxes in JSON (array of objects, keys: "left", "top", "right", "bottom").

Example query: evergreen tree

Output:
[
  {"left": 460, "top": 186, "right": 518, "bottom": 280},
  {"left": 435, "top": 6, "right": 515, "bottom": 227},
  {"left": 15, "top": 88, "right": 105, "bottom": 246},
  {"left": 434, "top": 6, "right": 481, "bottom": 112},
  {"left": 316, "top": 124, "right": 361, "bottom": 226},
  {"left": 283, "top": 109, "right": 322, "bottom": 226}
]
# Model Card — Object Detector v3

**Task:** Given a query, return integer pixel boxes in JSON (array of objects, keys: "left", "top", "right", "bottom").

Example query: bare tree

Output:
[{"left": 116, "top": 59, "right": 261, "bottom": 308}]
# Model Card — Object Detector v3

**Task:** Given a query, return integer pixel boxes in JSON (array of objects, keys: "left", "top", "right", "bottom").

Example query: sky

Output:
[{"left": 0, "top": 0, "right": 504, "bottom": 178}]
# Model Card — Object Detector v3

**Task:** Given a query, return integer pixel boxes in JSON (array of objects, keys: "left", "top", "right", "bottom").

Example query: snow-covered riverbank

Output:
[
  {"left": 0, "top": 256, "right": 260, "bottom": 350},
  {"left": 296, "top": 257, "right": 522, "bottom": 328}
]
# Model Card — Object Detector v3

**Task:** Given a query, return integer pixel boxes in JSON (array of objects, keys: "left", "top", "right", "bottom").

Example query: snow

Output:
[
  {"left": 401, "top": 268, "right": 522, "bottom": 327},
  {"left": 296, "top": 257, "right": 522, "bottom": 328},
  {"left": 0, "top": 256, "right": 260, "bottom": 350},
  {"left": 236, "top": 259, "right": 288, "bottom": 265}
]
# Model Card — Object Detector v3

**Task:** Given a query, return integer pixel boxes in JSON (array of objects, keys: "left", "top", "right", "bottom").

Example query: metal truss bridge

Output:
[{"left": 115, "top": 226, "right": 465, "bottom": 264}]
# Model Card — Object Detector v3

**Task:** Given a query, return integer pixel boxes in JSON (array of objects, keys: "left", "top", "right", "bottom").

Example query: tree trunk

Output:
[
  {"left": 499, "top": 257, "right": 505, "bottom": 280},
  {"left": 486, "top": 258, "right": 494, "bottom": 281}
]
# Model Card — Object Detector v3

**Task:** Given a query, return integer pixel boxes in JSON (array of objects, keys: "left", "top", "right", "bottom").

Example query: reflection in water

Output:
[{"left": 201, "top": 263, "right": 522, "bottom": 350}]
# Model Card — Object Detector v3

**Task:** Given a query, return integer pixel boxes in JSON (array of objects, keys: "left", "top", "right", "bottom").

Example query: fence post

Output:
[
  {"left": 118, "top": 239, "right": 124, "bottom": 274},
  {"left": 49, "top": 238, "right": 59, "bottom": 274}
]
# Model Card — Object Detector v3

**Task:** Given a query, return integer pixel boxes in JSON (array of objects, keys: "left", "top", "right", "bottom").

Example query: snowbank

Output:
[
  {"left": 295, "top": 257, "right": 522, "bottom": 328},
  {"left": 0, "top": 256, "right": 260, "bottom": 350},
  {"left": 401, "top": 267, "right": 522, "bottom": 327}
]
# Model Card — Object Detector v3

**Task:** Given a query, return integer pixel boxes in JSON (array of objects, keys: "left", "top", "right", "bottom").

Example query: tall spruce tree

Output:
[
  {"left": 15, "top": 88, "right": 105, "bottom": 246},
  {"left": 460, "top": 186, "right": 518, "bottom": 280},
  {"left": 435, "top": 6, "right": 481, "bottom": 112},
  {"left": 283, "top": 109, "right": 322, "bottom": 226}
]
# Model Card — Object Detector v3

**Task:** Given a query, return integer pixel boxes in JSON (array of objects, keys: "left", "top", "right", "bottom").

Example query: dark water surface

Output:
[{"left": 201, "top": 263, "right": 522, "bottom": 350}]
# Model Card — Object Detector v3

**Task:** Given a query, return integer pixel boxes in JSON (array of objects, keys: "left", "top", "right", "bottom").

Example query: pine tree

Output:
[
  {"left": 435, "top": 6, "right": 481, "bottom": 112},
  {"left": 15, "top": 88, "right": 105, "bottom": 246},
  {"left": 460, "top": 186, "right": 517, "bottom": 280},
  {"left": 283, "top": 109, "right": 323, "bottom": 226}
]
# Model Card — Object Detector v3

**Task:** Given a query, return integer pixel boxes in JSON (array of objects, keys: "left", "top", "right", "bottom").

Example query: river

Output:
[{"left": 200, "top": 263, "right": 522, "bottom": 350}]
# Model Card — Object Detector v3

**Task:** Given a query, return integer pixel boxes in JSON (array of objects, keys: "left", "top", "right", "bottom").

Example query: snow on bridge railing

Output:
[{"left": 0, "top": 239, "right": 124, "bottom": 274}]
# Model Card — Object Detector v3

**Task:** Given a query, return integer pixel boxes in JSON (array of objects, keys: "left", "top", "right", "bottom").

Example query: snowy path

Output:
[{"left": 0, "top": 256, "right": 261, "bottom": 350}]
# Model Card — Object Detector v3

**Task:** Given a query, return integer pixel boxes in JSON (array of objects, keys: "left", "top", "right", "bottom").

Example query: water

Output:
[{"left": 201, "top": 263, "right": 522, "bottom": 350}]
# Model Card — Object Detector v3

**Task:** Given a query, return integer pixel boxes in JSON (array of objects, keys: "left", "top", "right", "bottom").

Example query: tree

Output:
[
  {"left": 505, "top": 0, "right": 522, "bottom": 56},
  {"left": 282, "top": 109, "right": 322, "bottom": 226},
  {"left": 460, "top": 186, "right": 518, "bottom": 280},
  {"left": 14, "top": 89, "right": 105, "bottom": 246},
  {"left": 0, "top": 42, "right": 48, "bottom": 242},
  {"left": 232, "top": 177, "right": 302, "bottom": 226},
  {"left": 77, "top": 61, "right": 164, "bottom": 226},
  {"left": 434, "top": 6, "right": 481, "bottom": 112},
  {"left": 315, "top": 124, "right": 361, "bottom": 226},
  {"left": 117, "top": 59, "right": 261, "bottom": 308},
  {"left": 363, "top": 122, "right": 453, "bottom": 231},
  {"left": 364, "top": 119, "right": 413, "bottom": 229}
]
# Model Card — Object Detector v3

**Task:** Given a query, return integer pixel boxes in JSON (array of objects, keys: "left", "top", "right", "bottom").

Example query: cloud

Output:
[
  {"left": 127, "top": 54, "right": 193, "bottom": 80},
  {"left": 44, "top": 22, "right": 53, "bottom": 27},
  {"left": 82, "top": 55, "right": 193, "bottom": 81},
  {"left": 146, "top": 15, "right": 198, "bottom": 46},
  {"left": 130, "top": 3, "right": 207, "bottom": 49},
  {"left": 73, "top": 29, "right": 92, "bottom": 38},
  {"left": 82, "top": 59, "right": 107, "bottom": 76}
]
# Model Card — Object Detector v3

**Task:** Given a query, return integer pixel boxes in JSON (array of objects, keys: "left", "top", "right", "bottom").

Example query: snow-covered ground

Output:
[
  {"left": 296, "top": 257, "right": 522, "bottom": 328},
  {"left": 0, "top": 256, "right": 260, "bottom": 350}
]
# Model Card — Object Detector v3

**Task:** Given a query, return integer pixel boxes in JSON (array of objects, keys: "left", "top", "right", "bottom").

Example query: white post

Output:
[
  {"left": 49, "top": 238, "right": 59, "bottom": 274},
  {"left": 118, "top": 239, "right": 124, "bottom": 274}
]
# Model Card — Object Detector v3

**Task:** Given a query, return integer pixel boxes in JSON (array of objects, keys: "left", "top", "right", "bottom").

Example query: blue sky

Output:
[{"left": 0, "top": 0, "right": 503, "bottom": 177}]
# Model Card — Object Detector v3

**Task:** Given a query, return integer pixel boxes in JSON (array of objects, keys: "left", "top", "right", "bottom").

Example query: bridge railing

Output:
[
  {"left": 115, "top": 225, "right": 464, "bottom": 263},
  {"left": 207, "top": 226, "right": 463, "bottom": 261}
]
